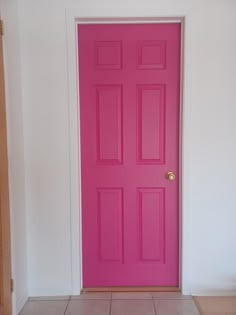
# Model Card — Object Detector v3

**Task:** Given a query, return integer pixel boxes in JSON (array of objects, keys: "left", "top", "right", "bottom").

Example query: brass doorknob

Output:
[{"left": 166, "top": 171, "right": 176, "bottom": 181}]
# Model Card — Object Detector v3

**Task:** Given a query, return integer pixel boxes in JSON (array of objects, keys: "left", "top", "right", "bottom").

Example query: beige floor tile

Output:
[
  {"left": 71, "top": 292, "right": 111, "bottom": 300},
  {"left": 200, "top": 313, "right": 236, "bottom": 315},
  {"left": 195, "top": 296, "right": 236, "bottom": 313},
  {"left": 66, "top": 300, "right": 110, "bottom": 315},
  {"left": 154, "top": 299, "right": 200, "bottom": 315},
  {"left": 152, "top": 292, "right": 192, "bottom": 299},
  {"left": 29, "top": 296, "right": 69, "bottom": 301},
  {"left": 112, "top": 292, "right": 152, "bottom": 299},
  {"left": 111, "top": 300, "right": 155, "bottom": 315},
  {"left": 20, "top": 301, "right": 68, "bottom": 315}
]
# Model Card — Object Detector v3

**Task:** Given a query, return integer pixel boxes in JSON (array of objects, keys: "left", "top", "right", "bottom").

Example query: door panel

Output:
[
  {"left": 97, "top": 188, "right": 124, "bottom": 263},
  {"left": 137, "top": 188, "right": 165, "bottom": 262},
  {"left": 96, "top": 85, "right": 123, "bottom": 164},
  {"left": 137, "top": 84, "right": 165, "bottom": 163},
  {"left": 78, "top": 23, "right": 180, "bottom": 287}
]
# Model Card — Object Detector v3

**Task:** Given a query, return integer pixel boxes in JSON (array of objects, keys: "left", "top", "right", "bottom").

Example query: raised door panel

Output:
[
  {"left": 137, "top": 85, "right": 165, "bottom": 164},
  {"left": 95, "top": 41, "right": 122, "bottom": 70},
  {"left": 97, "top": 188, "right": 124, "bottom": 263},
  {"left": 137, "top": 40, "right": 166, "bottom": 70},
  {"left": 96, "top": 85, "right": 123, "bottom": 165},
  {"left": 137, "top": 188, "right": 165, "bottom": 263}
]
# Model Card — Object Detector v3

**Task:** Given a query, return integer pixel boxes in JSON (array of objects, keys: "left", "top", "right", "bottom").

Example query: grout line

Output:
[
  {"left": 109, "top": 299, "right": 112, "bottom": 315},
  {"left": 111, "top": 299, "right": 153, "bottom": 301},
  {"left": 28, "top": 299, "right": 70, "bottom": 302},
  {"left": 71, "top": 298, "right": 154, "bottom": 301},
  {"left": 192, "top": 297, "right": 202, "bottom": 315},
  {"left": 153, "top": 298, "right": 192, "bottom": 300},
  {"left": 152, "top": 298, "right": 158, "bottom": 315},
  {"left": 64, "top": 298, "right": 71, "bottom": 315},
  {"left": 19, "top": 301, "right": 28, "bottom": 315},
  {"left": 70, "top": 298, "right": 111, "bottom": 300}
]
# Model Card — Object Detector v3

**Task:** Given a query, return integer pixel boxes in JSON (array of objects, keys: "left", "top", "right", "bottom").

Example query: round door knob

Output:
[{"left": 166, "top": 171, "right": 176, "bottom": 181}]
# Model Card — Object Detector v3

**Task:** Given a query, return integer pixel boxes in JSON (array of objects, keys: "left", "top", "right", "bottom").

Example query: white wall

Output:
[
  {"left": 0, "top": 0, "right": 28, "bottom": 314},
  {"left": 18, "top": 0, "right": 236, "bottom": 297},
  {"left": 183, "top": 0, "right": 236, "bottom": 294}
]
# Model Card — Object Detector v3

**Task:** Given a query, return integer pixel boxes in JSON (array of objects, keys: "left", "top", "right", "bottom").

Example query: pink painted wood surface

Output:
[{"left": 78, "top": 23, "right": 180, "bottom": 286}]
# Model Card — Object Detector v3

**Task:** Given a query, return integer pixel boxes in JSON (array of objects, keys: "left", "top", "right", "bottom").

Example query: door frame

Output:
[
  {"left": 0, "top": 29, "right": 12, "bottom": 315},
  {"left": 65, "top": 12, "right": 185, "bottom": 294}
]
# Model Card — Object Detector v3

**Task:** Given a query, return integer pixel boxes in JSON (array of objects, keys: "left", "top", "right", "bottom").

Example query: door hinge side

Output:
[
  {"left": 0, "top": 20, "right": 3, "bottom": 36},
  {"left": 11, "top": 279, "right": 14, "bottom": 293}
]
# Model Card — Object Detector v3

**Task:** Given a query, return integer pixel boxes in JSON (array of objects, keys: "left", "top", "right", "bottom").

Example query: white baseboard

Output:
[
  {"left": 181, "top": 287, "right": 191, "bottom": 295},
  {"left": 29, "top": 287, "right": 72, "bottom": 297},
  {"left": 24, "top": 284, "right": 236, "bottom": 301},
  {"left": 190, "top": 283, "right": 236, "bottom": 296}
]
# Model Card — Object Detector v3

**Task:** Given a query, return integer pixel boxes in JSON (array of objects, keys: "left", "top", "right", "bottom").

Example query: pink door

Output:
[{"left": 78, "top": 23, "right": 180, "bottom": 287}]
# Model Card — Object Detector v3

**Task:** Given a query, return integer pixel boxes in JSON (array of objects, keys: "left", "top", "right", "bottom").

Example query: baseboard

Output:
[
  {"left": 29, "top": 287, "right": 72, "bottom": 297},
  {"left": 16, "top": 291, "right": 28, "bottom": 315},
  {"left": 190, "top": 283, "right": 236, "bottom": 296},
  {"left": 181, "top": 287, "right": 191, "bottom": 295}
]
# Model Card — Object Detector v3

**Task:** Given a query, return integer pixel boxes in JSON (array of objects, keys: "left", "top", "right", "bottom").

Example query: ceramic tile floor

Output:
[
  {"left": 20, "top": 292, "right": 201, "bottom": 315},
  {"left": 194, "top": 296, "right": 236, "bottom": 315}
]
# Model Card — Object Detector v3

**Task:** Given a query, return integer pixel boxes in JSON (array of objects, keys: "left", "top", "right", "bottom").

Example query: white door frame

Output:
[{"left": 65, "top": 10, "right": 187, "bottom": 295}]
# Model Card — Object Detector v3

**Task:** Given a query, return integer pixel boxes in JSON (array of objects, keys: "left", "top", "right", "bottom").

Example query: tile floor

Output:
[
  {"left": 20, "top": 293, "right": 236, "bottom": 314},
  {"left": 20, "top": 292, "right": 201, "bottom": 315},
  {"left": 194, "top": 296, "right": 236, "bottom": 315}
]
